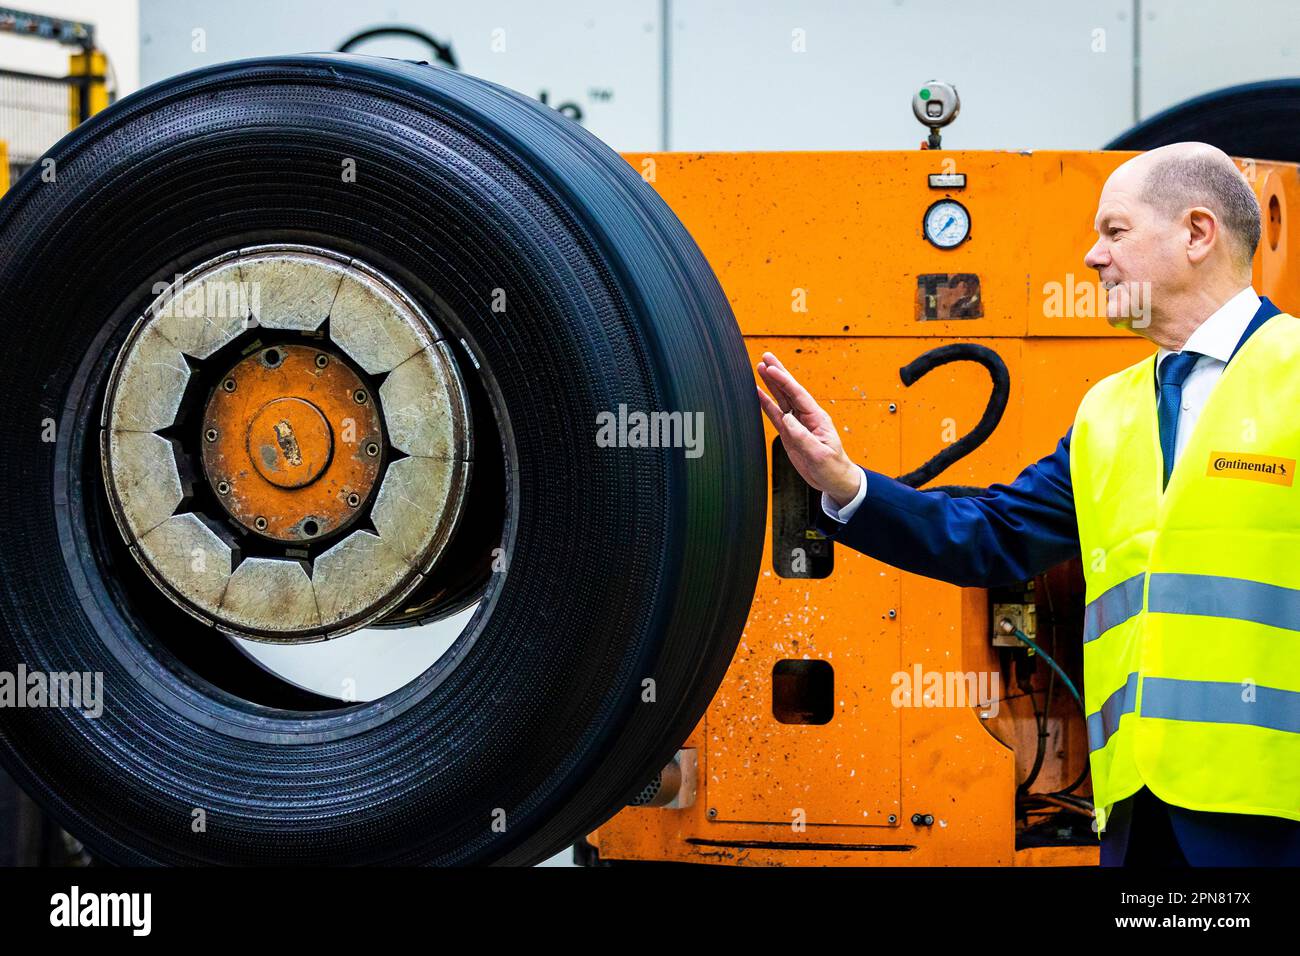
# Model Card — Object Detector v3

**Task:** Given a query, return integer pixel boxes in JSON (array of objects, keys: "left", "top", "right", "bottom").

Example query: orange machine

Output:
[{"left": 586, "top": 149, "right": 1300, "bottom": 866}]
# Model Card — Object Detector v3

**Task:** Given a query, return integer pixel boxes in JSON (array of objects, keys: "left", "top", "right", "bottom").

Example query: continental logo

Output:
[{"left": 1206, "top": 451, "right": 1295, "bottom": 486}]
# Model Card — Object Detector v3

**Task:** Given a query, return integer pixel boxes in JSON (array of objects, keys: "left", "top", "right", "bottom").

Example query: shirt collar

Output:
[{"left": 1156, "top": 286, "right": 1261, "bottom": 374}]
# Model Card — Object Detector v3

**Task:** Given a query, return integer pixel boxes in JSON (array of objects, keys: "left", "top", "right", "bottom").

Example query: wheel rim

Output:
[{"left": 100, "top": 244, "right": 474, "bottom": 642}]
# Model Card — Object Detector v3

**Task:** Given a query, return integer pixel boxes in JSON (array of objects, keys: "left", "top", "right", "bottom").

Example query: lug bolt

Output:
[
  {"left": 216, "top": 480, "right": 230, "bottom": 496},
  {"left": 204, "top": 427, "right": 218, "bottom": 442},
  {"left": 254, "top": 516, "right": 268, "bottom": 531},
  {"left": 222, "top": 378, "right": 236, "bottom": 392},
  {"left": 315, "top": 353, "right": 329, "bottom": 369},
  {"left": 353, "top": 389, "right": 368, "bottom": 405},
  {"left": 365, "top": 442, "right": 380, "bottom": 457},
  {"left": 346, "top": 493, "right": 361, "bottom": 508}
]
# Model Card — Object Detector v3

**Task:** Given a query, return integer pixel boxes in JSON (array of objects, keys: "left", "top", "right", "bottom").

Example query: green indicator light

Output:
[{"left": 919, "top": 88, "right": 931, "bottom": 100}]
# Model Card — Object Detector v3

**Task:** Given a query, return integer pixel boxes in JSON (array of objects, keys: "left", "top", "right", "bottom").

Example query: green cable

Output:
[{"left": 1011, "top": 627, "right": 1082, "bottom": 709}]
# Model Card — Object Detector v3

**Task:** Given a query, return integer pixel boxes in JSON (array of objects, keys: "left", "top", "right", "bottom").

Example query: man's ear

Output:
[{"left": 1186, "top": 206, "right": 1218, "bottom": 265}]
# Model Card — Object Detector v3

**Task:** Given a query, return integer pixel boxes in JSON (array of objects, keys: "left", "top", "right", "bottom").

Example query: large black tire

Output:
[
  {"left": 0, "top": 55, "right": 764, "bottom": 865},
  {"left": 1105, "top": 78, "right": 1300, "bottom": 162}
]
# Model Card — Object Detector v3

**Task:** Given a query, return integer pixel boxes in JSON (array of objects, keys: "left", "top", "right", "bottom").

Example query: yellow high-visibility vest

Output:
[{"left": 1069, "top": 311, "right": 1300, "bottom": 833}]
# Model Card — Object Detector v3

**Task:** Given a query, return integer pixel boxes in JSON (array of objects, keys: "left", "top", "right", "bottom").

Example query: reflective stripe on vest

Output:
[
  {"left": 1085, "top": 572, "right": 1300, "bottom": 643},
  {"left": 1069, "top": 310, "right": 1300, "bottom": 832},
  {"left": 1087, "top": 671, "right": 1137, "bottom": 752},
  {"left": 1141, "top": 677, "right": 1300, "bottom": 734},
  {"left": 1082, "top": 573, "right": 1145, "bottom": 643},
  {"left": 1148, "top": 573, "right": 1300, "bottom": 631},
  {"left": 1088, "top": 672, "right": 1300, "bottom": 751}
]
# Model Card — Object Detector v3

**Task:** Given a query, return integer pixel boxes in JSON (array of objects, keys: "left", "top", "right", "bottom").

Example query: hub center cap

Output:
[
  {"left": 202, "top": 344, "right": 384, "bottom": 543},
  {"left": 248, "top": 397, "right": 332, "bottom": 488}
]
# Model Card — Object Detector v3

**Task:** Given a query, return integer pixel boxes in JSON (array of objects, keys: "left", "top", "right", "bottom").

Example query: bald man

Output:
[{"left": 757, "top": 143, "right": 1299, "bottom": 867}]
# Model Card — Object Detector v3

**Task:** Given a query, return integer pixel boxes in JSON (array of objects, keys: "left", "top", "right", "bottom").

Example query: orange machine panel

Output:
[
  {"left": 588, "top": 150, "right": 1299, "bottom": 867},
  {"left": 710, "top": 396, "right": 903, "bottom": 828}
]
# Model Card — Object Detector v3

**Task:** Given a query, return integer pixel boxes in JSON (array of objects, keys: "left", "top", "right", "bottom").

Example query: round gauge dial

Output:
[{"left": 923, "top": 199, "right": 971, "bottom": 249}]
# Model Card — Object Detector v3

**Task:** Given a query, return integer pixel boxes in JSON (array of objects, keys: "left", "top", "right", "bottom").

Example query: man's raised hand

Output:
[{"left": 755, "top": 351, "right": 862, "bottom": 508}]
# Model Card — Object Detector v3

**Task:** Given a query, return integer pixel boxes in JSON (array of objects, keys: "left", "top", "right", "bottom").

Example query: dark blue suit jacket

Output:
[{"left": 812, "top": 295, "right": 1298, "bottom": 865}]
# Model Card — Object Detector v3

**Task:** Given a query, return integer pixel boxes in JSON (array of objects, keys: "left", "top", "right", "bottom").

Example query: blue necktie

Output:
[{"left": 1157, "top": 351, "right": 1200, "bottom": 488}]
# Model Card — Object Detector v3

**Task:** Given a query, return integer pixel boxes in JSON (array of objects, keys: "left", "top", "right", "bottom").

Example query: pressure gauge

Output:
[{"left": 923, "top": 199, "right": 970, "bottom": 249}]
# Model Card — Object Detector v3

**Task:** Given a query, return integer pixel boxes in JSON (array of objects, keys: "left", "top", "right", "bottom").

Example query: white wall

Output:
[
  {"left": 1140, "top": 0, "right": 1300, "bottom": 116},
  {"left": 2, "top": 2, "right": 1297, "bottom": 152},
  {"left": 128, "top": 0, "right": 1300, "bottom": 151},
  {"left": 138, "top": 0, "right": 662, "bottom": 149},
  {"left": 667, "top": 1, "right": 1134, "bottom": 150}
]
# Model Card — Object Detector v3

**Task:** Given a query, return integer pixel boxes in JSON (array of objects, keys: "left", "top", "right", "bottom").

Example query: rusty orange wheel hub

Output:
[{"left": 202, "top": 344, "right": 384, "bottom": 542}]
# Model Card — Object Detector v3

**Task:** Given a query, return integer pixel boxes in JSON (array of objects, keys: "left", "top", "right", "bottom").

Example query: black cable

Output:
[
  {"left": 1017, "top": 650, "right": 1048, "bottom": 796},
  {"left": 337, "top": 27, "right": 459, "bottom": 69},
  {"left": 894, "top": 343, "right": 1010, "bottom": 491}
]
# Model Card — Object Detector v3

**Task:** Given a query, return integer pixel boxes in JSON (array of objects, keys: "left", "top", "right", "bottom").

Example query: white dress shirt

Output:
[{"left": 820, "top": 285, "right": 1263, "bottom": 524}]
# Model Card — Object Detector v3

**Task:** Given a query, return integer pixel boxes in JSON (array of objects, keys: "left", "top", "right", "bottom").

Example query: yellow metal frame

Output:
[{"left": 67, "top": 50, "right": 110, "bottom": 127}]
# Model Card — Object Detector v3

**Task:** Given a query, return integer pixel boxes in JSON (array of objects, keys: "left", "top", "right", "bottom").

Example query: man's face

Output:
[{"left": 1083, "top": 165, "right": 1183, "bottom": 330}]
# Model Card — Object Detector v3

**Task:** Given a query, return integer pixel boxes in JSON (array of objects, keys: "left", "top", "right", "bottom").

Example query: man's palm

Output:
[{"left": 755, "top": 351, "right": 859, "bottom": 506}]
